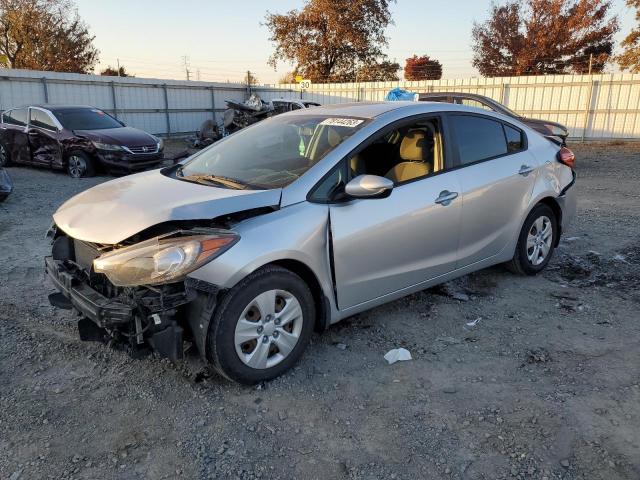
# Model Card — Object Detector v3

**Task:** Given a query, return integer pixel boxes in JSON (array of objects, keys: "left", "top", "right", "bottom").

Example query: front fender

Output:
[{"left": 187, "top": 201, "right": 337, "bottom": 315}]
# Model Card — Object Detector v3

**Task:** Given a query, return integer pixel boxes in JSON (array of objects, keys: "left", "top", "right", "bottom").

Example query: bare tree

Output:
[{"left": 0, "top": 0, "right": 98, "bottom": 73}]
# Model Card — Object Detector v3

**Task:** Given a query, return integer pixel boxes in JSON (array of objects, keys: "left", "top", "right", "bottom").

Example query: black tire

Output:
[
  {"left": 207, "top": 266, "right": 315, "bottom": 384},
  {"left": 0, "top": 143, "right": 11, "bottom": 167},
  {"left": 507, "top": 203, "right": 558, "bottom": 276},
  {"left": 66, "top": 151, "right": 96, "bottom": 178}
]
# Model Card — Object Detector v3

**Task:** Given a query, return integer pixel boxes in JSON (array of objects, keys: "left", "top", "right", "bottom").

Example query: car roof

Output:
[
  {"left": 31, "top": 105, "right": 99, "bottom": 112},
  {"left": 419, "top": 92, "right": 491, "bottom": 100},
  {"left": 285, "top": 101, "right": 423, "bottom": 119}
]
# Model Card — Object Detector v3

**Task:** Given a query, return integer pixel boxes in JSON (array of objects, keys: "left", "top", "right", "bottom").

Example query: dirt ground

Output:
[{"left": 1, "top": 141, "right": 639, "bottom": 480}]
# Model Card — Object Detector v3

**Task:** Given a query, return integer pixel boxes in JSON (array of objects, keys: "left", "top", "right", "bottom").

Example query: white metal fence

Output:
[
  {"left": 264, "top": 74, "right": 640, "bottom": 140},
  {"left": 1, "top": 68, "right": 639, "bottom": 140},
  {"left": 0, "top": 68, "right": 285, "bottom": 136}
]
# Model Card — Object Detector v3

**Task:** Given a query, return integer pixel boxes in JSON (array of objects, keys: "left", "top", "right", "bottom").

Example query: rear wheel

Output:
[
  {"left": 507, "top": 203, "right": 557, "bottom": 275},
  {"left": 67, "top": 151, "right": 96, "bottom": 178},
  {"left": 0, "top": 143, "right": 11, "bottom": 167},
  {"left": 207, "top": 266, "right": 315, "bottom": 384}
]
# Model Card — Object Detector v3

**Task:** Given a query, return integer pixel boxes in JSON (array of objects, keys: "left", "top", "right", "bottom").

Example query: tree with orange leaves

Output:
[{"left": 472, "top": 0, "right": 619, "bottom": 77}]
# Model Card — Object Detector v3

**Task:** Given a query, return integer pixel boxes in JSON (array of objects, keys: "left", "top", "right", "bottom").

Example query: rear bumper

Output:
[
  {"left": 558, "top": 170, "right": 577, "bottom": 230},
  {"left": 45, "top": 256, "right": 133, "bottom": 327}
]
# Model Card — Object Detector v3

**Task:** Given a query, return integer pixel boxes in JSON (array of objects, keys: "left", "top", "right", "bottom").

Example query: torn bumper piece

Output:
[
  {"left": 45, "top": 256, "right": 216, "bottom": 361},
  {"left": 45, "top": 256, "right": 132, "bottom": 327}
]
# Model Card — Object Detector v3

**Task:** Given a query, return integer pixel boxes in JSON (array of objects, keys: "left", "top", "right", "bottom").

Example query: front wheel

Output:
[
  {"left": 67, "top": 151, "right": 96, "bottom": 178},
  {"left": 507, "top": 203, "right": 557, "bottom": 275},
  {"left": 207, "top": 266, "right": 315, "bottom": 384}
]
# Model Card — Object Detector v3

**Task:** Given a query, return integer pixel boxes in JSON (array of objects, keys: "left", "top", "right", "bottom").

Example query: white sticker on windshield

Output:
[{"left": 319, "top": 118, "right": 364, "bottom": 128}]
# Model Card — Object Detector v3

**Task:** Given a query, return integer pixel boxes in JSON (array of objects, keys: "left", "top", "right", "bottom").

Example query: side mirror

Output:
[{"left": 345, "top": 174, "right": 394, "bottom": 199}]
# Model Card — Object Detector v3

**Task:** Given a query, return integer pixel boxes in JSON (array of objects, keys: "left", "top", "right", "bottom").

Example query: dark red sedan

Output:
[{"left": 0, "top": 105, "right": 164, "bottom": 177}]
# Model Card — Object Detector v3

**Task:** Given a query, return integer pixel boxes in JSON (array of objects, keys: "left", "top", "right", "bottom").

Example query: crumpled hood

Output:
[
  {"left": 53, "top": 169, "right": 282, "bottom": 244},
  {"left": 75, "top": 127, "right": 157, "bottom": 147}
]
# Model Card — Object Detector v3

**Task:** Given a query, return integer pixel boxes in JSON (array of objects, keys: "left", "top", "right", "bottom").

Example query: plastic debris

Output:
[
  {"left": 384, "top": 348, "right": 412, "bottom": 364},
  {"left": 385, "top": 87, "right": 418, "bottom": 102},
  {"left": 465, "top": 317, "right": 481, "bottom": 328}
]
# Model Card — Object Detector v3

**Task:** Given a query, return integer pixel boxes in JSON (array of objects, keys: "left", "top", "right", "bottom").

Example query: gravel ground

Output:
[{"left": 1, "top": 141, "right": 639, "bottom": 480}]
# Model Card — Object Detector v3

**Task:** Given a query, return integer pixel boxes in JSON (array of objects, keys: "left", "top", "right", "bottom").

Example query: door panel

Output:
[
  {"left": 28, "top": 109, "right": 62, "bottom": 167},
  {"left": 329, "top": 171, "right": 462, "bottom": 309},
  {"left": 456, "top": 150, "right": 538, "bottom": 267},
  {"left": 2, "top": 108, "right": 30, "bottom": 163},
  {"left": 28, "top": 128, "right": 62, "bottom": 167}
]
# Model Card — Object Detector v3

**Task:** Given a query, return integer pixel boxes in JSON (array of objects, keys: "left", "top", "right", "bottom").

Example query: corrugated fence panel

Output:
[
  {"left": 267, "top": 73, "right": 640, "bottom": 139},
  {"left": 1, "top": 68, "right": 639, "bottom": 139}
]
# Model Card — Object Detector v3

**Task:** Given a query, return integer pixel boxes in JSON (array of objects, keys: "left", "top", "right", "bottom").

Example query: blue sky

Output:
[{"left": 74, "top": 0, "right": 637, "bottom": 83}]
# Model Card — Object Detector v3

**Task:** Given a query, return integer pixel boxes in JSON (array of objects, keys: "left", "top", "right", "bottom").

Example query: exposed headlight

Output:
[
  {"left": 93, "top": 141, "right": 124, "bottom": 151},
  {"left": 156, "top": 137, "right": 164, "bottom": 151},
  {"left": 93, "top": 232, "right": 239, "bottom": 287}
]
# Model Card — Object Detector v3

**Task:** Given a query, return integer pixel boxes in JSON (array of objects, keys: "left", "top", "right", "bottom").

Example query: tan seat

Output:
[{"left": 385, "top": 129, "right": 432, "bottom": 183}]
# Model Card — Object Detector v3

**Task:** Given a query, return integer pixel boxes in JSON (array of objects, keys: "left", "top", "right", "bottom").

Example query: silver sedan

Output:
[{"left": 46, "top": 101, "right": 577, "bottom": 384}]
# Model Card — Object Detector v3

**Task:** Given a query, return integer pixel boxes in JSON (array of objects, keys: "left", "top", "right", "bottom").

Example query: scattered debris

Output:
[
  {"left": 563, "top": 236, "right": 581, "bottom": 242},
  {"left": 465, "top": 317, "right": 482, "bottom": 329},
  {"left": 335, "top": 342, "right": 347, "bottom": 350},
  {"left": 613, "top": 253, "right": 630, "bottom": 264},
  {"left": 525, "top": 348, "right": 552, "bottom": 364},
  {"left": 384, "top": 348, "right": 412, "bottom": 365}
]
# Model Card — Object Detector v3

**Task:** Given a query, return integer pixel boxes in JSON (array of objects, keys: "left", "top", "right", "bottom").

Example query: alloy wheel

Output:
[
  {"left": 526, "top": 215, "right": 553, "bottom": 266},
  {"left": 68, "top": 155, "right": 86, "bottom": 178},
  {"left": 234, "top": 289, "right": 304, "bottom": 370}
]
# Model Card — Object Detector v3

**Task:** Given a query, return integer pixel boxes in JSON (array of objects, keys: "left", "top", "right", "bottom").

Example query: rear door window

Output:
[
  {"left": 504, "top": 124, "right": 524, "bottom": 152},
  {"left": 3, "top": 108, "right": 27, "bottom": 126},
  {"left": 449, "top": 114, "right": 508, "bottom": 165},
  {"left": 30, "top": 109, "right": 58, "bottom": 130}
]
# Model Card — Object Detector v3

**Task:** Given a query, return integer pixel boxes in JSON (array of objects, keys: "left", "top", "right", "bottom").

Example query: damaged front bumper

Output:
[{"left": 45, "top": 253, "right": 218, "bottom": 361}]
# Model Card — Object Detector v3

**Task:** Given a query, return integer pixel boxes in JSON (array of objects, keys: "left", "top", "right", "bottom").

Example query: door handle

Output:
[
  {"left": 435, "top": 190, "right": 458, "bottom": 206},
  {"left": 518, "top": 165, "right": 534, "bottom": 176}
]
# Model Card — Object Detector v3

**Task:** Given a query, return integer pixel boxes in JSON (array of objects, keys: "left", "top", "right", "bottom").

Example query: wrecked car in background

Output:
[
  {"left": 0, "top": 105, "right": 164, "bottom": 177},
  {"left": 418, "top": 92, "right": 570, "bottom": 145},
  {"left": 191, "top": 95, "right": 322, "bottom": 148},
  {"left": 0, "top": 167, "right": 13, "bottom": 201},
  {"left": 45, "top": 101, "right": 576, "bottom": 384}
]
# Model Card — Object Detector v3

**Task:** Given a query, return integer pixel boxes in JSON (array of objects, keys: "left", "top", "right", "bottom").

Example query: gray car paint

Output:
[
  {"left": 52, "top": 101, "right": 576, "bottom": 326},
  {"left": 53, "top": 168, "right": 282, "bottom": 244}
]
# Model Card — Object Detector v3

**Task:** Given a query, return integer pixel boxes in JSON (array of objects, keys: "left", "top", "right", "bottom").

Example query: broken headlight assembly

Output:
[{"left": 93, "top": 231, "right": 239, "bottom": 287}]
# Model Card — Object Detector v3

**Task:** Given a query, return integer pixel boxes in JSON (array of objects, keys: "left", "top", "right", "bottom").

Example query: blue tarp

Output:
[{"left": 385, "top": 88, "right": 417, "bottom": 101}]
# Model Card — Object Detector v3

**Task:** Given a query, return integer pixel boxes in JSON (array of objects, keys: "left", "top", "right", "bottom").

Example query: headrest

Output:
[
  {"left": 327, "top": 127, "right": 342, "bottom": 148},
  {"left": 400, "top": 129, "right": 426, "bottom": 162}
]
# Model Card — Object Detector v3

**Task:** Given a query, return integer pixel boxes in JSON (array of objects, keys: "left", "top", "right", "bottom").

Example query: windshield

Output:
[
  {"left": 178, "top": 114, "right": 367, "bottom": 189},
  {"left": 53, "top": 108, "right": 123, "bottom": 130}
]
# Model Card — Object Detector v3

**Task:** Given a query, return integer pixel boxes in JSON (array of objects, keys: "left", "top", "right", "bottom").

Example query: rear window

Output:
[
  {"left": 450, "top": 115, "right": 508, "bottom": 165},
  {"left": 3, "top": 108, "right": 27, "bottom": 126},
  {"left": 53, "top": 108, "right": 122, "bottom": 130}
]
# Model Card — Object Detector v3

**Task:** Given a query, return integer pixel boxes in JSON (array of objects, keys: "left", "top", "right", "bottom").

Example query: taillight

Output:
[{"left": 557, "top": 147, "right": 575, "bottom": 169}]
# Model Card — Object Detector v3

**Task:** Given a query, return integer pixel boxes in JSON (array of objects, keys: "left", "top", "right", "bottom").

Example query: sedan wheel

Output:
[
  {"left": 507, "top": 203, "right": 557, "bottom": 276},
  {"left": 67, "top": 155, "right": 87, "bottom": 178},
  {"left": 234, "top": 289, "right": 304, "bottom": 369},
  {"left": 526, "top": 216, "right": 553, "bottom": 266},
  {"left": 207, "top": 266, "right": 315, "bottom": 384}
]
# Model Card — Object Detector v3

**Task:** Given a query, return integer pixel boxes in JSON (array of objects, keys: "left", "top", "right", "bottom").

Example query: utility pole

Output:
[
  {"left": 246, "top": 70, "right": 253, "bottom": 95},
  {"left": 588, "top": 53, "right": 593, "bottom": 75},
  {"left": 116, "top": 58, "right": 121, "bottom": 77},
  {"left": 182, "top": 55, "right": 191, "bottom": 81}
]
